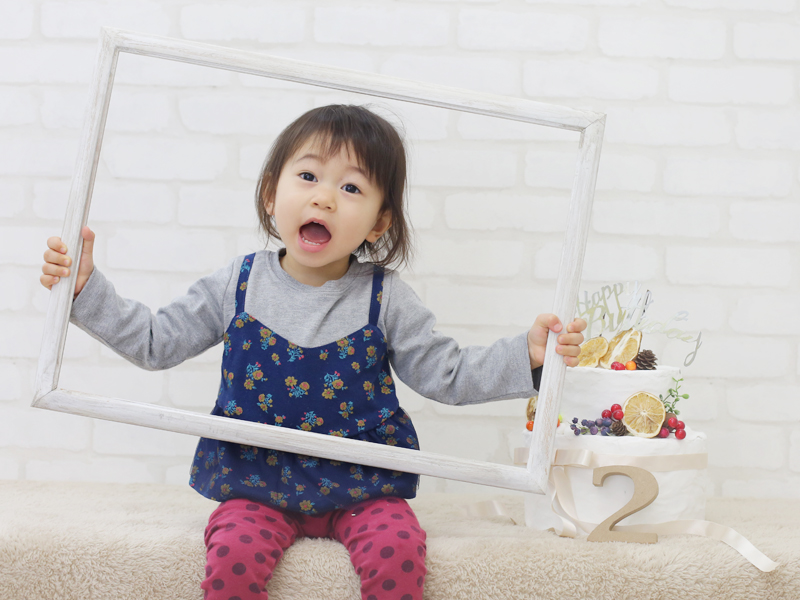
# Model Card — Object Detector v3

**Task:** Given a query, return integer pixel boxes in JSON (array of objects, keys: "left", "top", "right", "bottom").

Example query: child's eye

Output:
[
  {"left": 342, "top": 183, "right": 360, "bottom": 194},
  {"left": 299, "top": 172, "right": 316, "bottom": 182}
]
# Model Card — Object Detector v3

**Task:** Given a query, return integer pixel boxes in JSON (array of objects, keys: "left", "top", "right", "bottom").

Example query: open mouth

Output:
[{"left": 299, "top": 221, "right": 331, "bottom": 246}]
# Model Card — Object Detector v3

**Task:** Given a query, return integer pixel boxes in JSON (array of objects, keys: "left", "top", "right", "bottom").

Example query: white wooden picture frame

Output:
[{"left": 33, "top": 28, "right": 604, "bottom": 496}]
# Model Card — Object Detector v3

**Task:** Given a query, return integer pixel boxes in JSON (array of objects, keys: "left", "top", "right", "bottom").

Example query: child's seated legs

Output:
[
  {"left": 331, "top": 497, "right": 427, "bottom": 600},
  {"left": 202, "top": 498, "right": 299, "bottom": 599}
]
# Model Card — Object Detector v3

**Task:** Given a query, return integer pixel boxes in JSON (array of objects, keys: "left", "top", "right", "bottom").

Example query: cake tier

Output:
[
  {"left": 559, "top": 365, "right": 681, "bottom": 420},
  {"left": 522, "top": 426, "right": 708, "bottom": 532}
]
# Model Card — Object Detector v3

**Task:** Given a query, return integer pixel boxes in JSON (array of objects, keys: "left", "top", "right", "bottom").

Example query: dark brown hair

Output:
[{"left": 255, "top": 104, "right": 413, "bottom": 270}]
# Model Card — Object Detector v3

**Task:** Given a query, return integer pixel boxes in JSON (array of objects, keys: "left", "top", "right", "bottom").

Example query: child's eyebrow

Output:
[{"left": 294, "top": 152, "right": 370, "bottom": 180}]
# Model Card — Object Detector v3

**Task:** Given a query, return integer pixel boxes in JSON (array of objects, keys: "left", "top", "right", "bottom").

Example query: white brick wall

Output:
[
  {"left": 668, "top": 66, "right": 794, "bottom": 105},
  {"left": 734, "top": 23, "right": 800, "bottom": 61},
  {"left": 598, "top": 16, "right": 726, "bottom": 59},
  {"left": 317, "top": 6, "right": 449, "bottom": 47},
  {"left": 524, "top": 59, "right": 659, "bottom": 100},
  {"left": 459, "top": 10, "right": 588, "bottom": 51},
  {"left": 1, "top": 0, "right": 798, "bottom": 501}
]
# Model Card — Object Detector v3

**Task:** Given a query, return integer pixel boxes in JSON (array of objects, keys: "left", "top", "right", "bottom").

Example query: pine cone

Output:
[
  {"left": 610, "top": 420, "right": 627, "bottom": 436},
  {"left": 634, "top": 349, "right": 658, "bottom": 370}
]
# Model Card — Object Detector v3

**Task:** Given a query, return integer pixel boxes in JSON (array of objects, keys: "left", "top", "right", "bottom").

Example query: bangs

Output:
[{"left": 280, "top": 110, "right": 401, "bottom": 203}]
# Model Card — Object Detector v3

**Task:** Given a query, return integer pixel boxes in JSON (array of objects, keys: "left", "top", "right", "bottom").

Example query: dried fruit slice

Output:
[
  {"left": 576, "top": 336, "right": 609, "bottom": 368},
  {"left": 599, "top": 329, "right": 630, "bottom": 369},
  {"left": 600, "top": 329, "right": 642, "bottom": 369},
  {"left": 622, "top": 392, "right": 666, "bottom": 438}
]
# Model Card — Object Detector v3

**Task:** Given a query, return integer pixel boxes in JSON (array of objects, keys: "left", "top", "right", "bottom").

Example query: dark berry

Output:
[
  {"left": 595, "top": 418, "right": 604, "bottom": 427},
  {"left": 573, "top": 428, "right": 581, "bottom": 436},
  {"left": 589, "top": 426, "right": 598, "bottom": 435},
  {"left": 602, "top": 418, "right": 612, "bottom": 427},
  {"left": 572, "top": 417, "right": 578, "bottom": 424}
]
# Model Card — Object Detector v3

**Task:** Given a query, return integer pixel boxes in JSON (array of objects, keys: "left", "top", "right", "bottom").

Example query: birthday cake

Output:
[{"left": 521, "top": 289, "right": 709, "bottom": 535}]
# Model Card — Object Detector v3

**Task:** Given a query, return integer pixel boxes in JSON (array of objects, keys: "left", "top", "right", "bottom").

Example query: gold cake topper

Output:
[{"left": 575, "top": 282, "right": 703, "bottom": 367}]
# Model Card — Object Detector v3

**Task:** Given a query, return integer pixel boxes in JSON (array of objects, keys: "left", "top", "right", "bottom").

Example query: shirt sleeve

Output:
[
  {"left": 380, "top": 272, "right": 540, "bottom": 406},
  {"left": 69, "top": 259, "right": 237, "bottom": 371}
]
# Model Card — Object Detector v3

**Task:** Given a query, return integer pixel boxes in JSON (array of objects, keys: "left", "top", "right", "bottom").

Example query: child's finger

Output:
[
  {"left": 39, "top": 273, "right": 60, "bottom": 290},
  {"left": 43, "top": 248, "right": 72, "bottom": 267},
  {"left": 42, "top": 262, "right": 69, "bottom": 278},
  {"left": 566, "top": 318, "right": 587, "bottom": 333},
  {"left": 558, "top": 332, "right": 584, "bottom": 346},
  {"left": 557, "top": 343, "right": 581, "bottom": 357},
  {"left": 534, "top": 313, "right": 562, "bottom": 333},
  {"left": 47, "top": 236, "right": 67, "bottom": 253},
  {"left": 81, "top": 226, "right": 95, "bottom": 253}
]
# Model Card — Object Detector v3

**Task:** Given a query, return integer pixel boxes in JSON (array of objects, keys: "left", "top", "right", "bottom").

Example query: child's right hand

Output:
[{"left": 40, "top": 225, "right": 95, "bottom": 296}]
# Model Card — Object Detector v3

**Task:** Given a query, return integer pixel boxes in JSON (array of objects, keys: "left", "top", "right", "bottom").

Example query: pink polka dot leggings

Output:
[{"left": 202, "top": 496, "right": 427, "bottom": 600}]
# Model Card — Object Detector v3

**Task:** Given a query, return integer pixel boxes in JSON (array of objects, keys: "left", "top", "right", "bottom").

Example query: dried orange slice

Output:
[
  {"left": 599, "top": 329, "right": 629, "bottom": 369},
  {"left": 577, "top": 336, "right": 609, "bottom": 368},
  {"left": 622, "top": 391, "right": 665, "bottom": 438},
  {"left": 600, "top": 329, "right": 642, "bottom": 368}
]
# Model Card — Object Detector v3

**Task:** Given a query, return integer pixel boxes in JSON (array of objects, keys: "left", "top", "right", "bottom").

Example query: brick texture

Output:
[
  {"left": 459, "top": 10, "right": 588, "bottom": 51},
  {"left": 2, "top": 0, "right": 799, "bottom": 498},
  {"left": 598, "top": 16, "right": 726, "bottom": 59}
]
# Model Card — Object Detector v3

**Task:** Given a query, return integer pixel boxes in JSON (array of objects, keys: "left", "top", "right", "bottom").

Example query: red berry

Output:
[
  {"left": 611, "top": 361, "right": 625, "bottom": 370},
  {"left": 658, "top": 427, "right": 670, "bottom": 438},
  {"left": 612, "top": 410, "right": 624, "bottom": 421},
  {"left": 526, "top": 420, "right": 534, "bottom": 431},
  {"left": 601, "top": 409, "right": 612, "bottom": 419},
  {"left": 610, "top": 404, "right": 622, "bottom": 413},
  {"left": 667, "top": 417, "right": 678, "bottom": 429},
  {"left": 675, "top": 428, "right": 687, "bottom": 440},
  {"left": 676, "top": 421, "right": 685, "bottom": 430}
]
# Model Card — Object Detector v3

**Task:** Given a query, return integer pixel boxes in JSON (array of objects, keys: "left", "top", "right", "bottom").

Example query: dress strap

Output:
[
  {"left": 368, "top": 266, "right": 385, "bottom": 326},
  {"left": 234, "top": 253, "right": 256, "bottom": 313}
]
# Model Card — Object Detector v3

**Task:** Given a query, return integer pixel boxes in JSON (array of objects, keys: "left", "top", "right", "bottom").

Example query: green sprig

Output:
[{"left": 659, "top": 377, "right": 689, "bottom": 415}]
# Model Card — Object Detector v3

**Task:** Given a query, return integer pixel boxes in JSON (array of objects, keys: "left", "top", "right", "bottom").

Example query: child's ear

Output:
[
  {"left": 263, "top": 193, "right": 274, "bottom": 216},
  {"left": 366, "top": 210, "right": 392, "bottom": 243}
]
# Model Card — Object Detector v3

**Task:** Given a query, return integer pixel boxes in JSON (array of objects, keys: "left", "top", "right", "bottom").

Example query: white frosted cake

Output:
[
  {"left": 523, "top": 365, "right": 709, "bottom": 534},
  {"left": 559, "top": 365, "right": 681, "bottom": 417}
]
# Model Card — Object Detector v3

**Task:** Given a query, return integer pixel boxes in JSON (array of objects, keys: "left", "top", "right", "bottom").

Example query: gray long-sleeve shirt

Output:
[{"left": 70, "top": 250, "right": 539, "bottom": 405}]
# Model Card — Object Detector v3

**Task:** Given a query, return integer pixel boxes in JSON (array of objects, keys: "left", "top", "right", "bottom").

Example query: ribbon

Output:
[{"left": 514, "top": 447, "right": 779, "bottom": 573}]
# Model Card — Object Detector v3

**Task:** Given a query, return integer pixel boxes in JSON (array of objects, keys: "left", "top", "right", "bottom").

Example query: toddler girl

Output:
[{"left": 41, "top": 104, "right": 586, "bottom": 600}]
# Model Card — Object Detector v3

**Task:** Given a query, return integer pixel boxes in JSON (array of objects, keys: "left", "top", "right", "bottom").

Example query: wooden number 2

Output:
[{"left": 586, "top": 465, "right": 659, "bottom": 544}]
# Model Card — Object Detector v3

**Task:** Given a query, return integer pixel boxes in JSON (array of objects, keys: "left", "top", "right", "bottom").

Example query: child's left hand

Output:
[{"left": 528, "top": 315, "right": 587, "bottom": 370}]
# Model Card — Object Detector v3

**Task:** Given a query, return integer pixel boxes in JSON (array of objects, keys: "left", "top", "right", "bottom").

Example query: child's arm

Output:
[
  {"left": 40, "top": 228, "right": 233, "bottom": 371},
  {"left": 382, "top": 274, "right": 585, "bottom": 406},
  {"left": 527, "top": 313, "right": 586, "bottom": 371}
]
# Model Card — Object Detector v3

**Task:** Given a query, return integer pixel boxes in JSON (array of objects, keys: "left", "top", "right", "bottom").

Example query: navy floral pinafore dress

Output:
[{"left": 190, "top": 254, "right": 420, "bottom": 514}]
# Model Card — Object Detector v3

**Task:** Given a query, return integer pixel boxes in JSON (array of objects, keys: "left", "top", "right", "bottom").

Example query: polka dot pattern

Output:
[
  {"left": 202, "top": 497, "right": 425, "bottom": 600},
  {"left": 382, "top": 579, "right": 396, "bottom": 591}
]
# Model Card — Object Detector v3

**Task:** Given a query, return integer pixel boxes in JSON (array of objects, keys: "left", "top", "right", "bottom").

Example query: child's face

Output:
[{"left": 266, "top": 138, "right": 391, "bottom": 286}]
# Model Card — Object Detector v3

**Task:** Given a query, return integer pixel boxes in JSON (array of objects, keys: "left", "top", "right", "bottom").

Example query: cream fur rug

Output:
[{"left": 0, "top": 480, "right": 795, "bottom": 599}]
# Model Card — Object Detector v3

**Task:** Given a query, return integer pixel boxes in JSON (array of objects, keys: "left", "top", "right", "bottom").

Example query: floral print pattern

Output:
[{"left": 190, "top": 256, "right": 420, "bottom": 514}]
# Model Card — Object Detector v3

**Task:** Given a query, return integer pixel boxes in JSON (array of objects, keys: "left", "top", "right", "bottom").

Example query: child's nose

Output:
[{"left": 311, "top": 187, "right": 336, "bottom": 210}]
